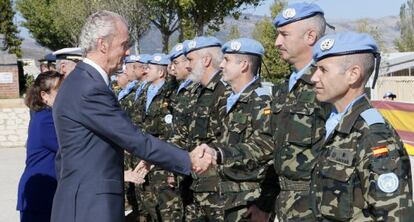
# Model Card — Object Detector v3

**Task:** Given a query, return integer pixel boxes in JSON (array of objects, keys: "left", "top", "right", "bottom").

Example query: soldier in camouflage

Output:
[
  {"left": 154, "top": 36, "right": 227, "bottom": 221},
  {"left": 131, "top": 53, "right": 182, "bottom": 221},
  {"left": 119, "top": 55, "right": 140, "bottom": 106},
  {"left": 166, "top": 41, "right": 203, "bottom": 221},
  {"left": 112, "top": 69, "right": 129, "bottom": 98},
  {"left": 310, "top": 31, "right": 413, "bottom": 221},
  {"left": 168, "top": 41, "right": 200, "bottom": 150},
  {"left": 195, "top": 38, "right": 274, "bottom": 221},
  {"left": 255, "top": 3, "right": 331, "bottom": 221},
  {"left": 183, "top": 36, "right": 229, "bottom": 151},
  {"left": 120, "top": 54, "right": 150, "bottom": 222}
]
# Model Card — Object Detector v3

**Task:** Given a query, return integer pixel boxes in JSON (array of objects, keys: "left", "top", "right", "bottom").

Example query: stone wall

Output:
[{"left": 0, "top": 99, "right": 29, "bottom": 149}]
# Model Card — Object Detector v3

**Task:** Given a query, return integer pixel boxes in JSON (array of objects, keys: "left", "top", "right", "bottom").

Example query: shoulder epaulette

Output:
[{"left": 360, "top": 108, "right": 385, "bottom": 126}]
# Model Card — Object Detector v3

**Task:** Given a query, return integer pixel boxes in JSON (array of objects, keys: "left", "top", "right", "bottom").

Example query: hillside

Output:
[{"left": 20, "top": 14, "right": 401, "bottom": 60}]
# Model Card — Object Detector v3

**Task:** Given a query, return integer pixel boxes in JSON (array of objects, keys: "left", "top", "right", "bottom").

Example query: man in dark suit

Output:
[{"left": 51, "top": 10, "right": 214, "bottom": 222}]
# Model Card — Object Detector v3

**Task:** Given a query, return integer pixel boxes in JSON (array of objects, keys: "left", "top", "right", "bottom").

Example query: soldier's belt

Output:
[
  {"left": 279, "top": 176, "right": 309, "bottom": 191},
  {"left": 192, "top": 177, "right": 259, "bottom": 194}
]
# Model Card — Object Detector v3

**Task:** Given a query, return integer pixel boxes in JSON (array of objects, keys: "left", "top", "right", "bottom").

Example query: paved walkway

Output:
[{"left": 0, "top": 147, "right": 25, "bottom": 222}]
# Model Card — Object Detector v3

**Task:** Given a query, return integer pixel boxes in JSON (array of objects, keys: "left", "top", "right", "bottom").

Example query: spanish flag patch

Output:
[
  {"left": 372, "top": 145, "right": 389, "bottom": 157},
  {"left": 263, "top": 107, "right": 271, "bottom": 115}
]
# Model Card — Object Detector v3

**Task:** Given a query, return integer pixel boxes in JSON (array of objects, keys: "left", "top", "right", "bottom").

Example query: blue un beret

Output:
[
  {"left": 273, "top": 2, "right": 324, "bottom": 27},
  {"left": 313, "top": 32, "right": 379, "bottom": 62},
  {"left": 148, "top": 53, "right": 170, "bottom": 66},
  {"left": 136, "top": 54, "right": 152, "bottom": 64},
  {"left": 169, "top": 40, "right": 190, "bottom": 61},
  {"left": 124, "top": 54, "right": 140, "bottom": 63},
  {"left": 184, "top": 36, "right": 221, "bottom": 55},
  {"left": 222, "top": 38, "right": 265, "bottom": 57}
]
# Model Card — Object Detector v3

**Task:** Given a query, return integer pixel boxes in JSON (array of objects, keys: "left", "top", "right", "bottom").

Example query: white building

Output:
[{"left": 370, "top": 52, "right": 414, "bottom": 102}]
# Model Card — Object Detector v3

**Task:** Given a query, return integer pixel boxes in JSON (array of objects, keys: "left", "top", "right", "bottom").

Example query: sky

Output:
[{"left": 244, "top": 0, "right": 407, "bottom": 20}]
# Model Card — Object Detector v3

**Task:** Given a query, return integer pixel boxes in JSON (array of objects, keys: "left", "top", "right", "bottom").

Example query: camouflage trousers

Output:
[
  {"left": 140, "top": 172, "right": 183, "bottom": 222},
  {"left": 274, "top": 190, "right": 315, "bottom": 222},
  {"left": 194, "top": 192, "right": 252, "bottom": 222}
]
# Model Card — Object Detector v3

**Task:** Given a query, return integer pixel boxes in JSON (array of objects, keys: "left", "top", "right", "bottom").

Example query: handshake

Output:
[
  {"left": 125, "top": 143, "right": 219, "bottom": 184},
  {"left": 190, "top": 144, "right": 219, "bottom": 174}
]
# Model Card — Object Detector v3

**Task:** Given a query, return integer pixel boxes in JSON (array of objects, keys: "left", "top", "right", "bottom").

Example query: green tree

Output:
[
  {"left": 252, "top": 0, "right": 290, "bottom": 83},
  {"left": 17, "top": 0, "right": 71, "bottom": 50},
  {"left": 226, "top": 24, "right": 240, "bottom": 41},
  {"left": 0, "top": 0, "right": 23, "bottom": 57},
  {"left": 179, "top": 0, "right": 264, "bottom": 36},
  {"left": 16, "top": 0, "right": 150, "bottom": 51},
  {"left": 395, "top": 0, "right": 414, "bottom": 51}
]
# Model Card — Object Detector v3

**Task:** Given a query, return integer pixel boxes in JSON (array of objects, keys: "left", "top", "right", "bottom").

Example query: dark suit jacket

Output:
[
  {"left": 51, "top": 61, "right": 191, "bottom": 222},
  {"left": 17, "top": 108, "right": 58, "bottom": 214}
]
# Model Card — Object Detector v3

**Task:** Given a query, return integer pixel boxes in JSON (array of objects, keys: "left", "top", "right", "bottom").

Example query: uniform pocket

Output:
[
  {"left": 319, "top": 163, "right": 355, "bottom": 220},
  {"left": 193, "top": 117, "right": 209, "bottom": 138},
  {"left": 228, "top": 121, "right": 247, "bottom": 145},
  {"left": 287, "top": 107, "right": 315, "bottom": 146}
]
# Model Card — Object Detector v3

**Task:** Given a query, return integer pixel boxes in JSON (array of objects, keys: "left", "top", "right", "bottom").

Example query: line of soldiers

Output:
[{"left": 49, "top": 2, "right": 413, "bottom": 221}]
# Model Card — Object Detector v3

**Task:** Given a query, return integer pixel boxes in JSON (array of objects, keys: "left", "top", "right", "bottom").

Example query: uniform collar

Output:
[
  {"left": 335, "top": 95, "right": 370, "bottom": 135},
  {"left": 237, "top": 77, "right": 260, "bottom": 103},
  {"left": 204, "top": 70, "right": 222, "bottom": 90},
  {"left": 289, "top": 61, "right": 313, "bottom": 91}
]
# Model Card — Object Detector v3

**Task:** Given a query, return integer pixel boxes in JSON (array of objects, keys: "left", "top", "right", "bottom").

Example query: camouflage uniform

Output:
[
  {"left": 187, "top": 71, "right": 229, "bottom": 149},
  {"left": 167, "top": 80, "right": 202, "bottom": 220},
  {"left": 310, "top": 96, "right": 413, "bottom": 221},
  {"left": 191, "top": 78, "right": 273, "bottom": 221},
  {"left": 270, "top": 66, "right": 330, "bottom": 221},
  {"left": 131, "top": 81, "right": 182, "bottom": 222},
  {"left": 169, "top": 70, "right": 229, "bottom": 220},
  {"left": 168, "top": 81, "right": 200, "bottom": 149},
  {"left": 115, "top": 82, "right": 145, "bottom": 221}
]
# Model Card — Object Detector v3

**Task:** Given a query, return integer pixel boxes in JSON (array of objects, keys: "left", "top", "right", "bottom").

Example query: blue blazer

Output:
[
  {"left": 51, "top": 62, "right": 191, "bottom": 222},
  {"left": 17, "top": 108, "right": 58, "bottom": 212}
]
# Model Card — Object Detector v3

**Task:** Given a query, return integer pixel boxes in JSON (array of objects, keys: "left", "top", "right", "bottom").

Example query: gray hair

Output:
[
  {"left": 196, "top": 47, "right": 223, "bottom": 69},
  {"left": 79, "top": 10, "right": 128, "bottom": 54},
  {"left": 298, "top": 14, "right": 326, "bottom": 41}
]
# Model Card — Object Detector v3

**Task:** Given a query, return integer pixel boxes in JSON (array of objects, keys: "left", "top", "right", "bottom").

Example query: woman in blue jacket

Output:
[{"left": 17, "top": 71, "right": 64, "bottom": 222}]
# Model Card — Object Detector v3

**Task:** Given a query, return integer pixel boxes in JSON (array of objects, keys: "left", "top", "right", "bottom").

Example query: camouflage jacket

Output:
[
  {"left": 310, "top": 96, "right": 413, "bottom": 221},
  {"left": 119, "top": 83, "right": 138, "bottom": 114},
  {"left": 194, "top": 79, "right": 274, "bottom": 210},
  {"left": 131, "top": 81, "right": 174, "bottom": 141},
  {"left": 187, "top": 70, "right": 230, "bottom": 150},
  {"left": 168, "top": 81, "right": 201, "bottom": 150},
  {"left": 271, "top": 67, "right": 330, "bottom": 182}
]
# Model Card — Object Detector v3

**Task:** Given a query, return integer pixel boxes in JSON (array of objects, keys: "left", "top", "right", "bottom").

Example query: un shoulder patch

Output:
[
  {"left": 360, "top": 108, "right": 385, "bottom": 126},
  {"left": 255, "top": 87, "right": 271, "bottom": 97}
]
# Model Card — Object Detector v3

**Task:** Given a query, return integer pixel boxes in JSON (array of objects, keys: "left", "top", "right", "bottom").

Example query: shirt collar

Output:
[
  {"left": 149, "top": 80, "right": 165, "bottom": 91},
  {"left": 288, "top": 61, "right": 313, "bottom": 92},
  {"left": 325, "top": 94, "right": 366, "bottom": 140},
  {"left": 83, "top": 58, "right": 109, "bottom": 86}
]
